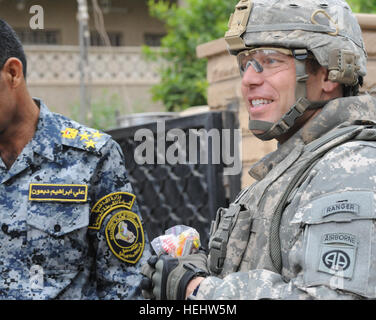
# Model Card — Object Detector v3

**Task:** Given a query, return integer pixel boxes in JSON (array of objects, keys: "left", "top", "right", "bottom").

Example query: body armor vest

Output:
[{"left": 208, "top": 123, "right": 376, "bottom": 278}]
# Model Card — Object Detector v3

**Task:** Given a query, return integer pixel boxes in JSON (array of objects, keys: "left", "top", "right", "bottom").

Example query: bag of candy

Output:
[{"left": 151, "top": 225, "right": 200, "bottom": 257}]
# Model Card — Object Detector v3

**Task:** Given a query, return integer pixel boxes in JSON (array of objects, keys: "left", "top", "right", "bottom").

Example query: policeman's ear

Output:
[{"left": 2, "top": 57, "right": 24, "bottom": 89}]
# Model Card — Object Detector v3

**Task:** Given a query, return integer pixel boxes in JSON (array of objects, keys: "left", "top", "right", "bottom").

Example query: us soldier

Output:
[
  {"left": 141, "top": 0, "right": 376, "bottom": 299},
  {"left": 0, "top": 19, "right": 151, "bottom": 299}
]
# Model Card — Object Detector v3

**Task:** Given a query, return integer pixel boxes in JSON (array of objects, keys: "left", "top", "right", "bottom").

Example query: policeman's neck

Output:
[{"left": 0, "top": 93, "right": 40, "bottom": 167}]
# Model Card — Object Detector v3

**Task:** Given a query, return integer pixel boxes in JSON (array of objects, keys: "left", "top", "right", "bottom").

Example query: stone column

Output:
[{"left": 196, "top": 13, "right": 376, "bottom": 188}]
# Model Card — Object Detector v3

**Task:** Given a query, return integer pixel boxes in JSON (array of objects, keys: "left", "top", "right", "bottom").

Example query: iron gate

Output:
[{"left": 107, "top": 111, "right": 240, "bottom": 248}]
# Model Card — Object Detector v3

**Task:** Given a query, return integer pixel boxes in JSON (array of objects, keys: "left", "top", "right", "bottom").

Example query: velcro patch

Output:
[
  {"left": 318, "top": 232, "right": 358, "bottom": 279},
  {"left": 89, "top": 192, "right": 136, "bottom": 229},
  {"left": 322, "top": 202, "right": 359, "bottom": 217},
  {"left": 105, "top": 210, "right": 145, "bottom": 264},
  {"left": 29, "top": 184, "right": 88, "bottom": 202},
  {"left": 322, "top": 232, "right": 357, "bottom": 246}
]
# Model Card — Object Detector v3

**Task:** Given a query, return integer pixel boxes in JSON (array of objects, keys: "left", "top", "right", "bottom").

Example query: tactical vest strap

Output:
[
  {"left": 208, "top": 205, "right": 237, "bottom": 274},
  {"left": 208, "top": 183, "right": 256, "bottom": 275},
  {"left": 208, "top": 236, "right": 228, "bottom": 274}
]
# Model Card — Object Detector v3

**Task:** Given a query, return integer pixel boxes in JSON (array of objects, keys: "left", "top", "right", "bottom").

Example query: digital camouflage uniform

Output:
[
  {"left": 0, "top": 99, "right": 151, "bottom": 299},
  {"left": 140, "top": 0, "right": 376, "bottom": 300},
  {"left": 192, "top": 0, "right": 376, "bottom": 300},
  {"left": 197, "top": 94, "right": 376, "bottom": 300}
]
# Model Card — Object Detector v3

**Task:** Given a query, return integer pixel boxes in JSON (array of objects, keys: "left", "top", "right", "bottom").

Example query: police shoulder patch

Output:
[
  {"left": 105, "top": 210, "right": 145, "bottom": 264},
  {"left": 89, "top": 192, "right": 136, "bottom": 229}
]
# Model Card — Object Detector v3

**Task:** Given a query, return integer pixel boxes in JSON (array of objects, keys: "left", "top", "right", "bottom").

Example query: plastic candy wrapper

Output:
[{"left": 151, "top": 225, "right": 200, "bottom": 257}]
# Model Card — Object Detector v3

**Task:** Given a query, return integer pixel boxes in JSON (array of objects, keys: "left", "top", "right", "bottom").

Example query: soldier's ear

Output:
[
  {"left": 323, "top": 79, "right": 342, "bottom": 95},
  {"left": 321, "top": 68, "right": 342, "bottom": 95}
]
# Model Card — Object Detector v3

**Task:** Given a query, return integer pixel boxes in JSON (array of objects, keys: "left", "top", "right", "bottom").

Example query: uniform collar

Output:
[
  {"left": 31, "top": 98, "right": 63, "bottom": 163},
  {"left": 249, "top": 95, "right": 376, "bottom": 181},
  {"left": 0, "top": 99, "right": 62, "bottom": 183}
]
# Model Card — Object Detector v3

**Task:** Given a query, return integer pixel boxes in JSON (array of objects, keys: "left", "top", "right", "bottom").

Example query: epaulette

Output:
[{"left": 58, "top": 117, "right": 111, "bottom": 155}]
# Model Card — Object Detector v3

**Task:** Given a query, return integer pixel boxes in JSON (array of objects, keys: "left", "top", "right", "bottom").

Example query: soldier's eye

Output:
[{"left": 264, "top": 57, "right": 277, "bottom": 65}]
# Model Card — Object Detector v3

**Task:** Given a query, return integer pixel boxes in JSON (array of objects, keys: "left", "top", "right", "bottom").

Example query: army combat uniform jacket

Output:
[
  {"left": 196, "top": 94, "right": 376, "bottom": 299},
  {"left": 0, "top": 99, "right": 151, "bottom": 299}
]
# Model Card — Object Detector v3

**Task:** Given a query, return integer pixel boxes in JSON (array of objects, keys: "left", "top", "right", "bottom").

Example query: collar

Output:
[
  {"left": 31, "top": 98, "right": 63, "bottom": 163},
  {"left": 0, "top": 99, "right": 62, "bottom": 183},
  {"left": 249, "top": 95, "right": 376, "bottom": 180},
  {"left": 0, "top": 99, "right": 59, "bottom": 170}
]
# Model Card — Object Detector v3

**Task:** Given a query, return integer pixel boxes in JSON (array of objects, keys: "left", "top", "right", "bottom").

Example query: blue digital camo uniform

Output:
[{"left": 0, "top": 99, "right": 151, "bottom": 299}]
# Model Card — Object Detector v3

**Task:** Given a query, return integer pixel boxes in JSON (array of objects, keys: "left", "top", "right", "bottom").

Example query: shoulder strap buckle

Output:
[{"left": 208, "top": 237, "right": 227, "bottom": 274}]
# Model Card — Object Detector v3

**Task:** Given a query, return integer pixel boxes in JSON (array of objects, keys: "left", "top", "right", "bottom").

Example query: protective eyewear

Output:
[{"left": 237, "top": 47, "right": 293, "bottom": 77}]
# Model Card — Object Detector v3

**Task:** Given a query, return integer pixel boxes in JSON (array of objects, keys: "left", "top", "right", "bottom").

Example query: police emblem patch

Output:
[
  {"left": 105, "top": 210, "right": 145, "bottom": 264},
  {"left": 89, "top": 192, "right": 136, "bottom": 229}
]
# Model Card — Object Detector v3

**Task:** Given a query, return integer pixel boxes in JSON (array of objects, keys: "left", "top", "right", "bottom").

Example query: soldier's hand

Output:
[
  {"left": 140, "top": 255, "right": 158, "bottom": 300},
  {"left": 140, "top": 251, "right": 209, "bottom": 300}
]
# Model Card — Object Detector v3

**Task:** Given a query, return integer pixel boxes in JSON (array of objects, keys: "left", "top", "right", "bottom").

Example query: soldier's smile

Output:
[
  {"left": 247, "top": 97, "right": 275, "bottom": 116},
  {"left": 241, "top": 52, "right": 297, "bottom": 133}
]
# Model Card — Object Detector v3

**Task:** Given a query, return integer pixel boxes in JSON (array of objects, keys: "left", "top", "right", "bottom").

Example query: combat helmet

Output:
[{"left": 225, "top": 0, "right": 367, "bottom": 140}]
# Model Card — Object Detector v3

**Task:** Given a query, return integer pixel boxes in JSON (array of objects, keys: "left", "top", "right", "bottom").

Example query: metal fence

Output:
[{"left": 107, "top": 111, "right": 240, "bottom": 248}]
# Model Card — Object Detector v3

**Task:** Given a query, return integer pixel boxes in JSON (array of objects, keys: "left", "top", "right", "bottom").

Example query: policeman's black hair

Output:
[{"left": 0, "top": 19, "right": 27, "bottom": 79}]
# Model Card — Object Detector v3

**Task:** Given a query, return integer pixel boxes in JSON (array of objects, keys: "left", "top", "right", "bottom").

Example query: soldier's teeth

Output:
[
  {"left": 252, "top": 99, "right": 273, "bottom": 107},
  {"left": 252, "top": 99, "right": 272, "bottom": 107}
]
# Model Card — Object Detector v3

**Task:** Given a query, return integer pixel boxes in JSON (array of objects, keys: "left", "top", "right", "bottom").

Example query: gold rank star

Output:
[
  {"left": 84, "top": 139, "right": 97, "bottom": 149},
  {"left": 79, "top": 132, "right": 91, "bottom": 141},
  {"left": 92, "top": 130, "right": 104, "bottom": 139}
]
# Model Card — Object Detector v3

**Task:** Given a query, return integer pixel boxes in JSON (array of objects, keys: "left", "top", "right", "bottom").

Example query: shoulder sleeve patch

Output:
[
  {"left": 105, "top": 210, "right": 145, "bottom": 264},
  {"left": 293, "top": 190, "right": 374, "bottom": 224},
  {"left": 294, "top": 191, "right": 376, "bottom": 297},
  {"left": 89, "top": 192, "right": 136, "bottom": 230}
]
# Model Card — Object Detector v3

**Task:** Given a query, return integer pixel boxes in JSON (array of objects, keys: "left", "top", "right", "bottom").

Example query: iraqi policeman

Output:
[
  {"left": 0, "top": 19, "right": 151, "bottom": 299},
  {"left": 141, "top": 0, "right": 376, "bottom": 299}
]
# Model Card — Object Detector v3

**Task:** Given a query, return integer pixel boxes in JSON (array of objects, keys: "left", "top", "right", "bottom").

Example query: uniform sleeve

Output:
[
  {"left": 196, "top": 141, "right": 376, "bottom": 300},
  {"left": 88, "top": 138, "right": 151, "bottom": 300}
]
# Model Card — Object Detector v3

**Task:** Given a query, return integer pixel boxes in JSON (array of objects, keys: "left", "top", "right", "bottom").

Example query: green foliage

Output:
[
  {"left": 347, "top": 0, "right": 376, "bottom": 13},
  {"left": 70, "top": 89, "right": 121, "bottom": 131},
  {"left": 144, "top": 0, "right": 238, "bottom": 111}
]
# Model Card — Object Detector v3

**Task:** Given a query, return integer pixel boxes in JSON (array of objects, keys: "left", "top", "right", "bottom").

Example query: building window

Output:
[
  {"left": 90, "top": 31, "right": 122, "bottom": 46},
  {"left": 144, "top": 33, "right": 165, "bottom": 47},
  {"left": 15, "top": 29, "right": 60, "bottom": 45}
]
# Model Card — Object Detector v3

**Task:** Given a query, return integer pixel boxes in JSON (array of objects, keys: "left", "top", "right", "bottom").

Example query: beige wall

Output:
[
  {"left": 28, "top": 83, "right": 164, "bottom": 124},
  {"left": 0, "top": 0, "right": 167, "bottom": 46},
  {"left": 0, "top": 1, "right": 168, "bottom": 123},
  {"left": 197, "top": 14, "right": 376, "bottom": 188},
  {"left": 23, "top": 45, "right": 164, "bottom": 120}
]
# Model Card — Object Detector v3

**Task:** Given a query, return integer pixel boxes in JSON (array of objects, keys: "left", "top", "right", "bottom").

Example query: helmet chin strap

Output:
[{"left": 248, "top": 49, "right": 328, "bottom": 141}]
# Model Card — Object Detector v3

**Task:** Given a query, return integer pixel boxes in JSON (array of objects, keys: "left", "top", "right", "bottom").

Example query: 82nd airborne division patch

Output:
[{"left": 105, "top": 210, "right": 145, "bottom": 264}]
